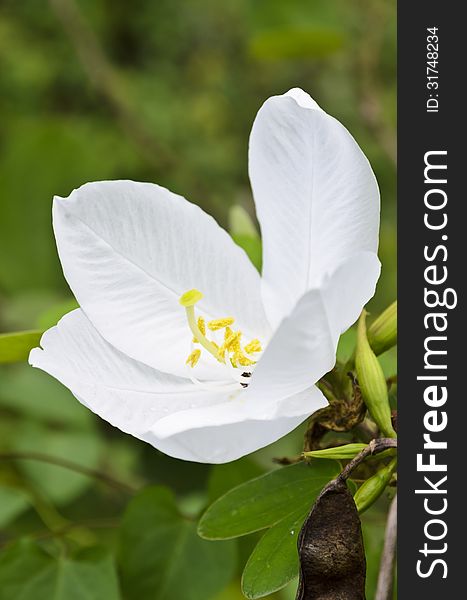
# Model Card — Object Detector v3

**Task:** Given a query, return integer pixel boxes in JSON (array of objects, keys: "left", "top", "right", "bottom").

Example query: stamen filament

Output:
[
  {"left": 185, "top": 305, "right": 222, "bottom": 362},
  {"left": 179, "top": 288, "right": 262, "bottom": 375}
]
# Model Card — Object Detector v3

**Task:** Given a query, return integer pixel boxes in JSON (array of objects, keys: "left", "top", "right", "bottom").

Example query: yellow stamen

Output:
[
  {"left": 244, "top": 339, "right": 262, "bottom": 354},
  {"left": 180, "top": 290, "right": 222, "bottom": 362},
  {"left": 179, "top": 289, "right": 203, "bottom": 307},
  {"left": 185, "top": 305, "right": 221, "bottom": 360},
  {"left": 192, "top": 316, "right": 206, "bottom": 343},
  {"left": 186, "top": 349, "right": 201, "bottom": 367},
  {"left": 179, "top": 289, "right": 262, "bottom": 374},
  {"left": 208, "top": 317, "right": 235, "bottom": 331},
  {"left": 198, "top": 316, "right": 206, "bottom": 335},
  {"left": 230, "top": 335, "right": 242, "bottom": 354},
  {"left": 234, "top": 352, "right": 256, "bottom": 367},
  {"left": 223, "top": 327, "right": 241, "bottom": 350}
]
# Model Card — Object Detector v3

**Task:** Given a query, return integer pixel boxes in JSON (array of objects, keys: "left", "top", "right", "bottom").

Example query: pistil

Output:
[
  {"left": 179, "top": 288, "right": 262, "bottom": 373},
  {"left": 185, "top": 304, "right": 223, "bottom": 362}
]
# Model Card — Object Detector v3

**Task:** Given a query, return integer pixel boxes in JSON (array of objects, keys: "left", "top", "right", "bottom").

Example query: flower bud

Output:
[
  {"left": 355, "top": 310, "right": 396, "bottom": 438},
  {"left": 303, "top": 443, "right": 368, "bottom": 460},
  {"left": 354, "top": 458, "right": 397, "bottom": 514},
  {"left": 367, "top": 301, "right": 397, "bottom": 356}
]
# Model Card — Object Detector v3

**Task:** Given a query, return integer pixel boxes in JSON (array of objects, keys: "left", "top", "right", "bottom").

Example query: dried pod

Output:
[{"left": 296, "top": 477, "right": 366, "bottom": 600}]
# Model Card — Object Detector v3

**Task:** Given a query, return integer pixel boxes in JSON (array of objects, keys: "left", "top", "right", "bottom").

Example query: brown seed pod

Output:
[{"left": 296, "top": 477, "right": 366, "bottom": 600}]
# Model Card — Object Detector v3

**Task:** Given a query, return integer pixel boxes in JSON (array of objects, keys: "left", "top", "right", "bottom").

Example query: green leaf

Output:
[
  {"left": 119, "top": 486, "right": 236, "bottom": 600},
  {"left": 198, "top": 461, "right": 339, "bottom": 540},
  {"left": 0, "top": 330, "right": 42, "bottom": 364},
  {"left": 0, "top": 485, "right": 30, "bottom": 528},
  {"left": 241, "top": 506, "right": 307, "bottom": 599},
  {"left": 208, "top": 458, "right": 264, "bottom": 503},
  {"left": 0, "top": 540, "right": 120, "bottom": 600},
  {"left": 11, "top": 421, "right": 102, "bottom": 505},
  {"left": 0, "top": 365, "right": 93, "bottom": 428}
]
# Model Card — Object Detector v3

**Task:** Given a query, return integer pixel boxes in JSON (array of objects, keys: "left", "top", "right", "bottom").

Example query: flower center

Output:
[{"left": 179, "top": 289, "right": 263, "bottom": 381}]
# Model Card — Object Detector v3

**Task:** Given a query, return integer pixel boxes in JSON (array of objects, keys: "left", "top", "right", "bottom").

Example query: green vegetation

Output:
[{"left": 0, "top": 1, "right": 396, "bottom": 598}]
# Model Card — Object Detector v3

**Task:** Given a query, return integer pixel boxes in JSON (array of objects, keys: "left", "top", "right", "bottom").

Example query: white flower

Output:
[{"left": 29, "top": 88, "right": 380, "bottom": 464}]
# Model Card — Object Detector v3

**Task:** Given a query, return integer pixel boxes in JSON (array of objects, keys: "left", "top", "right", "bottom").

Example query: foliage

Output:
[
  {"left": 0, "top": 541, "right": 120, "bottom": 600},
  {"left": 119, "top": 487, "right": 236, "bottom": 600},
  {"left": 0, "top": 331, "right": 43, "bottom": 364},
  {"left": 0, "top": 0, "right": 396, "bottom": 598}
]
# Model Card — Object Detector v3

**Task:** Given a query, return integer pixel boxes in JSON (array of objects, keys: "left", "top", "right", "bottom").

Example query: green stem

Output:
[{"left": 0, "top": 451, "right": 137, "bottom": 494}]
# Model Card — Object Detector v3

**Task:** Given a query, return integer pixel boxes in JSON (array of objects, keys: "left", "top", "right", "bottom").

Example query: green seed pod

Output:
[
  {"left": 303, "top": 444, "right": 368, "bottom": 460},
  {"left": 354, "top": 458, "right": 397, "bottom": 514},
  {"left": 367, "top": 301, "right": 397, "bottom": 356},
  {"left": 355, "top": 311, "right": 396, "bottom": 438}
]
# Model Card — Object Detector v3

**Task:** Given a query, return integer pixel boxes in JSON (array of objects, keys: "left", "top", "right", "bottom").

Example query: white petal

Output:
[
  {"left": 249, "top": 88, "right": 380, "bottom": 328},
  {"left": 248, "top": 288, "right": 335, "bottom": 402},
  {"left": 29, "top": 309, "right": 326, "bottom": 463},
  {"left": 29, "top": 310, "right": 223, "bottom": 434},
  {"left": 149, "top": 385, "right": 327, "bottom": 463},
  {"left": 53, "top": 180, "right": 270, "bottom": 379},
  {"left": 320, "top": 251, "right": 381, "bottom": 338},
  {"left": 249, "top": 252, "right": 381, "bottom": 401}
]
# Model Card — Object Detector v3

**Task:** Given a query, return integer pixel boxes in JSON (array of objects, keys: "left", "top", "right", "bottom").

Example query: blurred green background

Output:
[{"left": 0, "top": 1, "right": 396, "bottom": 599}]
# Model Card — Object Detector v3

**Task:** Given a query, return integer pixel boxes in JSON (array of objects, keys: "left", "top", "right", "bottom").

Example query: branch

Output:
[
  {"left": 0, "top": 451, "right": 137, "bottom": 494},
  {"left": 338, "top": 437, "right": 397, "bottom": 482},
  {"left": 375, "top": 494, "right": 397, "bottom": 600},
  {"left": 33, "top": 517, "right": 120, "bottom": 541}
]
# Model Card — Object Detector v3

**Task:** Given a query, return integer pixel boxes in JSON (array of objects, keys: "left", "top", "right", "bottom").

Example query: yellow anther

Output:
[
  {"left": 223, "top": 327, "right": 242, "bottom": 351},
  {"left": 231, "top": 336, "right": 242, "bottom": 354},
  {"left": 179, "top": 289, "right": 203, "bottom": 307},
  {"left": 186, "top": 349, "right": 201, "bottom": 367},
  {"left": 234, "top": 352, "right": 256, "bottom": 367},
  {"left": 244, "top": 339, "right": 262, "bottom": 354},
  {"left": 208, "top": 317, "right": 235, "bottom": 331},
  {"left": 181, "top": 289, "right": 263, "bottom": 373},
  {"left": 198, "top": 316, "right": 206, "bottom": 335},
  {"left": 192, "top": 316, "right": 206, "bottom": 343}
]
